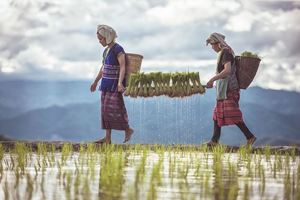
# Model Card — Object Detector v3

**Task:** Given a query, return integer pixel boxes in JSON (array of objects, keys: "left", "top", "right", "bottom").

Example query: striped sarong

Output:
[
  {"left": 213, "top": 90, "right": 244, "bottom": 127},
  {"left": 101, "top": 91, "right": 129, "bottom": 130}
]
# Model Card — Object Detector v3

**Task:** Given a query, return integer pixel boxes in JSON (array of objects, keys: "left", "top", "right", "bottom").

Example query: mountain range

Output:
[{"left": 0, "top": 80, "right": 299, "bottom": 146}]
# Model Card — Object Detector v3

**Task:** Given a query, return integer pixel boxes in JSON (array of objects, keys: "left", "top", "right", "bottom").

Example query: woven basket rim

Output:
[
  {"left": 126, "top": 53, "right": 143, "bottom": 59},
  {"left": 235, "top": 55, "right": 261, "bottom": 62}
]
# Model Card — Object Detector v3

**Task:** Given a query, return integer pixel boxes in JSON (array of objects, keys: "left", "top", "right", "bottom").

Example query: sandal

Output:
[{"left": 123, "top": 128, "right": 134, "bottom": 143}]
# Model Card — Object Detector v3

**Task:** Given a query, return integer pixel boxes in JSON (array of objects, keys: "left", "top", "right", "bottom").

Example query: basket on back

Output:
[
  {"left": 125, "top": 53, "right": 143, "bottom": 84},
  {"left": 235, "top": 55, "right": 261, "bottom": 89}
]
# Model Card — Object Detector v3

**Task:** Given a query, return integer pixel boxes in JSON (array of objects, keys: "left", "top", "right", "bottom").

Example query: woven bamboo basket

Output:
[
  {"left": 125, "top": 53, "right": 143, "bottom": 83},
  {"left": 235, "top": 56, "right": 261, "bottom": 89}
]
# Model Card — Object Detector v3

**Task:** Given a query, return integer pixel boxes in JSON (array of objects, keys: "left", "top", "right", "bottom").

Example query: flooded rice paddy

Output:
[{"left": 0, "top": 143, "right": 299, "bottom": 200}]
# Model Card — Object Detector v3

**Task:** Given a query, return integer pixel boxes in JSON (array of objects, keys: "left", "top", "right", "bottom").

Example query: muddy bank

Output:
[{"left": 1, "top": 140, "right": 299, "bottom": 154}]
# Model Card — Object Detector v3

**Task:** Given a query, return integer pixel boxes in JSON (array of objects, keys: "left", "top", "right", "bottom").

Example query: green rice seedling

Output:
[
  {"left": 64, "top": 171, "right": 72, "bottom": 200},
  {"left": 154, "top": 72, "right": 162, "bottom": 96},
  {"left": 241, "top": 51, "right": 260, "bottom": 59},
  {"left": 147, "top": 155, "right": 163, "bottom": 200},
  {"left": 292, "top": 170, "right": 296, "bottom": 199},
  {"left": 276, "top": 152, "right": 283, "bottom": 171},
  {"left": 3, "top": 177, "right": 9, "bottom": 200},
  {"left": 82, "top": 176, "right": 91, "bottom": 200},
  {"left": 135, "top": 149, "right": 148, "bottom": 186},
  {"left": 190, "top": 72, "right": 198, "bottom": 94},
  {"left": 37, "top": 143, "right": 49, "bottom": 170},
  {"left": 0, "top": 162, "right": 3, "bottom": 182},
  {"left": 88, "top": 156, "right": 96, "bottom": 180},
  {"left": 33, "top": 164, "right": 39, "bottom": 180},
  {"left": 41, "top": 172, "right": 46, "bottom": 200},
  {"left": 127, "top": 74, "right": 137, "bottom": 97},
  {"left": 169, "top": 152, "right": 177, "bottom": 187},
  {"left": 87, "top": 143, "right": 97, "bottom": 155},
  {"left": 259, "top": 166, "right": 266, "bottom": 197},
  {"left": 175, "top": 73, "right": 182, "bottom": 97},
  {"left": 14, "top": 167, "right": 20, "bottom": 188},
  {"left": 14, "top": 142, "right": 29, "bottom": 175},
  {"left": 148, "top": 73, "right": 155, "bottom": 97},
  {"left": 37, "top": 143, "right": 48, "bottom": 157},
  {"left": 0, "top": 144, "right": 4, "bottom": 182},
  {"left": 0, "top": 144, "right": 4, "bottom": 162},
  {"left": 227, "top": 183, "right": 238, "bottom": 200},
  {"left": 99, "top": 150, "right": 125, "bottom": 199},
  {"left": 128, "top": 73, "right": 136, "bottom": 97},
  {"left": 204, "top": 171, "right": 211, "bottom": 198},
  {"left": 26, "top": 173, "right": 34, "bottom": 200},
  {"left": 242, "top": 181, "right": 249, "bottom": 200},
  {"left": 144, "top": 75, "right": 151, "bottom": 97},
  {"left": 196, "top": 72, "right": 206, "bottom": 94},
  {"left": 138, "top": 72, "right": 146, "bottom": 97},
  {"left": 212, "top": 155, "right": 225, "bottom": 199},
  {"left": 61, "top": 143, "right": 73, "bottom": 165},
  {"left": 9, "top": 154, "right": 15, "bottom": 170},
  {"left": 131, "top": 73, "right": 140, "bottom": 98},
  {"left": 170, "top": 73, "right": 177, "bottom": 97},
  {"left": 73, "top": 170, "right": 81, "bottom": 200},
  {"left": 284, "top": 168, "right": 292, "bottom": 200},
  {"left": 186, "top": 72, "right": 192, "bottom": 96},
  {"left": 50, "top": 144, "right": 56, "bottom": 164},
  {"left": 264, "top": 145, "right": 271, "bottom": 162},
  {"left": 165, "top": 73, "right": 172, "bottom": 96},
  {"left": 194, "top": 161, "right": 201, "bottom": 180},
  {"left": 183, "top": 72, "right": 190, "bottom": 97},
  {"left": 151, "top": 73, "right": 158, "bottom": 96},
  {"left": 273, "top": 158, "right": 277, "bottom": 179},
  {"left": 180, "top": 72, "right": 187, "bottom": 97},
  {"left": 296, "top": 163, "right": 300, "bottom": 200},
  {"left": 226, "top": 162, "right": 239, "bottom": 200},
  {"left": 159, "top": 73, "right": 166, "bottom": 95},
  {"left": 175, "top": 73, "right": 183, "bottom": 97},
  {"left": 125, "top": 74, "right": 135, "bottom": 96},
  {"left": 290, "top": 146, "right": 297, "bottom": 162},
  {"left": 284, "top": 152, "right": 291, "bottom": 173}
]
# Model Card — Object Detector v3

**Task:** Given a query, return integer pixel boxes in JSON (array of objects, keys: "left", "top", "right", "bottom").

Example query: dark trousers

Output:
[{"left": 211, "top": 120, "right": 254, "bottom": 142}]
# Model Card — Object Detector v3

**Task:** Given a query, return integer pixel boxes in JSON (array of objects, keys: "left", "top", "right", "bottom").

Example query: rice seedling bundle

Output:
[{"left": 125, "top": 72, "right": 206, "bottom": 98}]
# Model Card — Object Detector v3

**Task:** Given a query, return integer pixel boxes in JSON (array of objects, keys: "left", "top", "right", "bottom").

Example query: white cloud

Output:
[
  {"left": 16, "top": 45, "right": 58, "bottom": 70},
  {"left": 224, "top": 11, "right": 256, "bottom": 32},
  {"left": 0, "top": 0, "right": 299, "bottom": 92},
  {"left": 146, "top": 1, "right": 214, "bottom": 26}
]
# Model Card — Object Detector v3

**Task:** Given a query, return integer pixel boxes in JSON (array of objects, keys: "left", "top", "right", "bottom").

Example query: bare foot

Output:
[
  {"left": 246, "top": 136, "right": 257, "bottom": 147},
  {"left": 95, "top": 137, "right": 111, "bottom": 144},
  {"left": 123, "top": 128, "right": 134, "bottom": 143},
  {"left": 205, "top": 140, "right": 219, "bottom": 146}
]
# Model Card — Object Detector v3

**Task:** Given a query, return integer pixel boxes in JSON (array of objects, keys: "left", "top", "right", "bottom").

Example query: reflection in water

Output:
[{"left": 0, "top": 144, "right": 299, "bottom": 200}]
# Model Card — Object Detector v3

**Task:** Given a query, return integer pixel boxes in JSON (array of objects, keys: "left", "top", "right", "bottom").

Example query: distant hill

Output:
[
  {"left": 0, "top": 81, "right": 299, "bottom": 146},
  {"left": 0, "top": 80, "right": 98, "bottom": 119},
  {"left": 0, "top": 134, "right": 12, "bottom": 141}
]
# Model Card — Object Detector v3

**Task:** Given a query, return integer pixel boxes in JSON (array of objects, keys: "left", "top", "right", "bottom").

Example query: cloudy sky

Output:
[{"left": 0, "top": 0, "right": 300, "bottom": 91}]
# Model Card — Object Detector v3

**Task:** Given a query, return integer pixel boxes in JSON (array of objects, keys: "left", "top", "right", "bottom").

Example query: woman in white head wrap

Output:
[
  {"left": 205, "top": 32, "right": 256, "bottom": 146},
  {"left": 90, "top": 24, "right": 133, "bottom": 144}
]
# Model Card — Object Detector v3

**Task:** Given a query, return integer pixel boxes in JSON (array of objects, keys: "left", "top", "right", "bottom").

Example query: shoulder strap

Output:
[{"left": 102, "top": 47, "right": 110, "bottom": 64}]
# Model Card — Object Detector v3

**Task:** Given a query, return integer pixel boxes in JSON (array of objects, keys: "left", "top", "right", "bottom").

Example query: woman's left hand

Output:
[
  {"left": 206, "top": 79, "right": 214, "bottom": 88},
  {"left": 118, "top": 83, "right": 125, "bottom": 93}
]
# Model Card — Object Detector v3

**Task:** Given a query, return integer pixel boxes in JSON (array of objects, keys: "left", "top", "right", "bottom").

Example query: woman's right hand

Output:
[{"left": 90, "top": 82, "right": 98, "bottom": 92}]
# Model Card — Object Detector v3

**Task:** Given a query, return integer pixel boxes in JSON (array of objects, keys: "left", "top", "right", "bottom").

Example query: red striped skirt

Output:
[
  {"left": 101, "top": 91, "right": 129, "bottom": 130},
  {"left": 213, "top": 90, "right": 244, "bottom": 127}
]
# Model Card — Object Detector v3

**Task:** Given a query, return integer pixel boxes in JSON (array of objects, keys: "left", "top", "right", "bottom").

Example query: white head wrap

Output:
[
  {"left": 97, "top": 25, "right": 117, "bottom": 45},
  {"left": 206, "top": 32, "right": 235, "bottom": 55}
]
